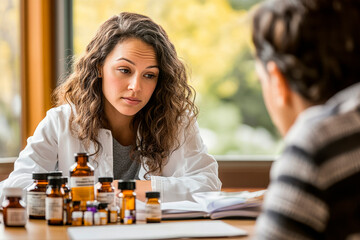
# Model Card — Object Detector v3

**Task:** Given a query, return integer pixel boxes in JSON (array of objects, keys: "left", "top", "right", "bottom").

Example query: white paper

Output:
[{"left": 67, "top": 220, "right": 247, "bottom": 240}]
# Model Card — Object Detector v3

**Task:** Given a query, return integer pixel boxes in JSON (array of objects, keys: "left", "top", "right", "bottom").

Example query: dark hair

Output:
[
  {"left": 252, "top": 0, "right": 360, "bottom": 103},
  {"left": 53, "top": 12, "right": 198, "bottom": 177}
]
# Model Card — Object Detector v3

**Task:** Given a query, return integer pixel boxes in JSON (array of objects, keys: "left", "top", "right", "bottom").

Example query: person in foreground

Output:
[
  {"left": 0, "top": 12, "right": 221, "bottom": 202},
  {"left": 252, "top": 0, "right": 360, "bottom": 239}
]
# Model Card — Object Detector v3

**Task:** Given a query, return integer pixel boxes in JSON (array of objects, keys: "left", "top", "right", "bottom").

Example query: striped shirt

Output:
[{"left": 255, "top": 82, "right": 360, "bottom": 240}]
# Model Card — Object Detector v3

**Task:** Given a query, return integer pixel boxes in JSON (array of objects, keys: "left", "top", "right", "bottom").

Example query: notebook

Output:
[{"left": 67, "top": 220, "right": 247, "bottom": 240}]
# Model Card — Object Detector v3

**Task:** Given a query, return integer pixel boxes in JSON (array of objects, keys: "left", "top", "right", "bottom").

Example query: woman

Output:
[{"left": 1, "top": 12, "right": 221, "bottom": 202}]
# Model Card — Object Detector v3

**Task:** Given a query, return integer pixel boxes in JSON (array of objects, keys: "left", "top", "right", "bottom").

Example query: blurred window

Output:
[
  {"left": 0, "top": 0, "right": 21, "bottom": 157},
  {"left": 73, "top": 0, "right": 281, "bottom": 156}
]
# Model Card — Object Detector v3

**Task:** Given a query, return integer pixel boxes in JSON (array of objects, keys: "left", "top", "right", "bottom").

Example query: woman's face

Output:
[{"left": 101, "top": 38, "right": 159, "bottom": 118}]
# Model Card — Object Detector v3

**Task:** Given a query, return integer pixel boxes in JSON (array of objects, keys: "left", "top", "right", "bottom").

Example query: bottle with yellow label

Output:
[{"left": 69, "top": 153, "right": 95, "bottom": 210}]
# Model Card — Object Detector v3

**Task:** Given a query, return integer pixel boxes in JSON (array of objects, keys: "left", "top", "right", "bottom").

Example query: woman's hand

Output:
[{"left": 135, "top": 180, "right": 152, "bottom": 202}]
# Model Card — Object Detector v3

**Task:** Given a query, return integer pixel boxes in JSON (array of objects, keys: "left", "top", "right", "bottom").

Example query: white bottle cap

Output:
[{"left": 3, "top": 187, "right": 23, "bottom": 197}]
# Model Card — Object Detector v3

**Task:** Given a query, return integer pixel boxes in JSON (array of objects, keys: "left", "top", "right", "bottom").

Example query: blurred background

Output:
[{"left": 0, "top": 0, "right": 282, "bottom": 160}]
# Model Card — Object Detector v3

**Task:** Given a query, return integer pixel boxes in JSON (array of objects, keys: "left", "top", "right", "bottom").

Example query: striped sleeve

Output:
[{"left": 254, "top": 145, "right": 329, "bottom": 240}]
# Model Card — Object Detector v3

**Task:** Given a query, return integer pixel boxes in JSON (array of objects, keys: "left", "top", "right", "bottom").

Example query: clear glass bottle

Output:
[
  {"left": 96, "top": 177, "right": 115, "bottom": 205},
  {"left": 46, "top": 176, "right": 64, "bottom": 225},
  {"left": 118, "top": 180, "right": 136, "bottom": 224},
  {"left": 69, "top": 152, "right": 95, "bottom": 210},
  {"left": 2, "top": 187, "right": 26, "bottom": 227},
  {"left": 27, "top": 172, "right": 48, "bottom": 219},
  {"left": 145, "top": 191, "right": 161, "bottom": 223}
]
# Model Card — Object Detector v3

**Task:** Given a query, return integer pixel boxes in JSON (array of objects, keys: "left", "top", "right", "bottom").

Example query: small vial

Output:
[
  {"left": 96, "top": 177, "right": 115, "bottom": 205},
  {"left": 118, "top": 180, "right": 136, "bottom": 224},
  {"left": 61, "top": 177, "right": 71, "bottom": 200},
  {"left": 83, "top": 211, "right": 93, "bottom": 226},
  {"left": 94, "top": 212, "right": 101, "bottom": 225},
  {"left": 109, "top": 206, "right": 118, "bottom": 223},
  {"left": 145, "top": 192, "right": 161, "bottom": 223},
  {"left": 71, "top": 211, "right": 83, "bottom": 226},
  {"left": 98, "top": 203, "right": 108, "bottom": 225},
  {"left": 63, "top": 198, "right": 72, "bottom": 225},
  {"left": 27, "top": 172, "right": 48, "bottom": 219},
  {"left": 2, "top": 187, "right": 27, "bottom": 227},
  {"left": 86, "top": 201, "right": 99, "bottom": 214},
  {"left": 71, "top": 200, "right": 83, "bottom": 226},
  {"left": 46, "top": 176, "right": 64, "bottom": 225}
]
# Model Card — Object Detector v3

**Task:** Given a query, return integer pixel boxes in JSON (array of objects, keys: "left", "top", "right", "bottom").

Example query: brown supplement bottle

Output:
[
  {"left": 118, "top": 180, "right": 136, "bottom": 224},
  {"left": 2, "top": 187, "right": 26, "bottom": 227},
  {"left": 69, "top": 153, "right": 95, "bottom": 210},
  {"left": 96, "top": 177, "right": 115, "bottom": 205},
  {"left": 46, "top": 176, "right": 64, "bottom": 225},
  {"left": 27, "top": 172, "right": 48, "bottom": 219},
  {"left": 61, "top": 177, "right": 71, "bottom": 199},
  {"left": 145, "top": 191, "right": 161, "bottom": 223},
  {"left": 63, "top": 198, "right": 72, "bottom": 225}
]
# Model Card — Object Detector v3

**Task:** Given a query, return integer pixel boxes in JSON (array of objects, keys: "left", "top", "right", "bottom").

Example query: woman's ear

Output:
[{"left": 266, "top": 61, "right": 291, "bottom": 107}]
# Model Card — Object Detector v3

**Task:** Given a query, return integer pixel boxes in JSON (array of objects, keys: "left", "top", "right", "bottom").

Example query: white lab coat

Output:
[{"left": 0, "top": 104, "right": 221, "bottom": 202}]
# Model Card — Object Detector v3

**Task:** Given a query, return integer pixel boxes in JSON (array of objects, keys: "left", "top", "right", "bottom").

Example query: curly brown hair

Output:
[{"left": 53, "top": 12, "right": 198, "bottom": 178}]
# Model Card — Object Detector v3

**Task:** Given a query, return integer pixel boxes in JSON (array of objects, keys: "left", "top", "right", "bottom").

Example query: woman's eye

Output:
[
  {"left": 118, "top": 68, "right": 130, "bottom": 74},
  {"left": 144, "top": 73, "right": 157, "bottom": 79}
]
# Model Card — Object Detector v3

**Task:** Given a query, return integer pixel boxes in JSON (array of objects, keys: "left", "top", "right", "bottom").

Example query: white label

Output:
[
  {"left": 6, "top": 208, "right": 26, "bottom": 226},
  {"left": 145, "top": 204, "right": 161, "bottom": 219},
  {"left": 70, "top": 176, "right": 95, "bottom": 187},
  {"left": 27, "top": 192, "right": 46, "bottom": 216},
  {"left": 97, "top": 192, "right": 115, "bottom": 204},
  {"left": 45, "top": 197, "right": 63, "bottom": 220},
  {"left": 110, "top": 212, "right": 117, "bottom": 223}
]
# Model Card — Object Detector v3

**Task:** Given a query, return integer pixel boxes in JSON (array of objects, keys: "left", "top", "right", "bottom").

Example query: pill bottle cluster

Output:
[{"left": 1, "top": 152, "right": 161, "bottom": 227}]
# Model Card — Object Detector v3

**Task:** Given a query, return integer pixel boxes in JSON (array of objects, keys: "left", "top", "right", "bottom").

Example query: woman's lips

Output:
[{"left": 122, "top": 97, "right": 141, "bottom": 105}]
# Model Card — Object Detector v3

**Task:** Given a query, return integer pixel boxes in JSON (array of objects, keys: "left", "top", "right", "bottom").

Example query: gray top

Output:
[{"left": 112, "top": 138, "right": 140, "bottom": 180}]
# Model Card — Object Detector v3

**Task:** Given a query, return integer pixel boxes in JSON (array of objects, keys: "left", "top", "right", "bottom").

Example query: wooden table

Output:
[{"left": 0, "top": 214, "right": 256, "bottom": 240}]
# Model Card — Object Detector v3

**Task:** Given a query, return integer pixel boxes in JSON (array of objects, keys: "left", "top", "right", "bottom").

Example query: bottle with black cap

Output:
[
  {"left": 145, "top": 191, "right": 161, "bottom": 223},
  {"left": 49, "top": 171, "right": 63, "bottom": 177},
  {"left": 61, "top": 177, "right": 71, "bottom": 199},
  {"left": 96, "top": 177, "right": 115, "bottom": 205},
  {"left": 27, "top": 172, "right": 49, "bottom": 219},
  {"left": 46, "top": 176, "right": 64, "bottom": 225},
  {"left": 118, "top": 180, "right": 136, "bottom": 224}
]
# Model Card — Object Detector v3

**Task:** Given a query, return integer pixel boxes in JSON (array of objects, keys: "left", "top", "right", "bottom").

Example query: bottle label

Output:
[
  {"left": 145, "top": 204, "right": 161, "bottom": 219},
  {"left": 70, "top": 176, "right": 95, "bottom": 187},
  {"left": 123, "top": 209, "right": 136, "bottom": 224},
  {"left": 97, "top": 192, "right": 115, "bottom": 204},
  {"left": 110, "top": 211, "right": 117, "bottom": 223},
  {"left": 71, "top": 176, "right": 95, "bottom": 202},
  {"left": 45, "top": 197, "right": 63, "bottom": 220},
  {"left": 6, "top": 208, "right": 26, "bottom": 226},
  {"left": 27, "top": 192, "right": 46, "bottom": 216}
]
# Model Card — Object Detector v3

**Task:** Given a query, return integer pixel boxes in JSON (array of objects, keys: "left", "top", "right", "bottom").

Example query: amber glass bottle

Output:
[
  {"left": 27, "top": 172, "right": 48, "bottom": 219},
  {"left": 46, "top": 176, "right": 64, "bottom": 225},
  {"left": 2, "top": 187, "right": 26, "bottom": 227},
  {"left": 145, "top": 191, "right": 161, "bottom": 223},
  {"left": 61, "top": 177, "right": 71, "bottom": 199},
  {"left": 118, "top": 180, "right": 136, "bottom": 224},
  {"left": 96, "top": 177, "right": 115, "bottom": 205},
  {"left": 69, "top": 153, "right": 95, "bottom": 210}
]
